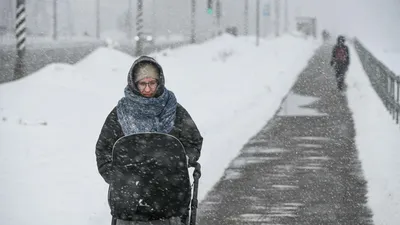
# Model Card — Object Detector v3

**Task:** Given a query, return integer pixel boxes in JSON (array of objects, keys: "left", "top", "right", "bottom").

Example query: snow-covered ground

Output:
[
  {"left": 1, "top": 30, "right": 400, "bottom": 225},
  {"left": 347, "top": 45, "right": 400, "bottom": 225},
  {"left": 360, "top": 40, "right": 400, "bottom": 75},
  {"left": 0, "top": 34, "right": 319, "bottom": 225}
]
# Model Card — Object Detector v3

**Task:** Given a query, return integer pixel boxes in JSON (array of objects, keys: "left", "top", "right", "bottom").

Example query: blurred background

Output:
[
  {"left": 1, "top": 0, "right": 399, "bottom": 45},
  {"left": 1, "top": 0, "right": 400, "bottom": 84}
]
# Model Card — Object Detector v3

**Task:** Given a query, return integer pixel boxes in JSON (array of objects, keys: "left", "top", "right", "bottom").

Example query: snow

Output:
[
  {"left": 347, "top": 45, "right": 400, "bottom": 225},
  {"left": 277, "top": 92, "right": 328, "bottom": 116},
  {"left": 0, "top": 34, "right": 318, "bottom": 225},
  {"left": 100, "top": 30, "right": 188, "bottom": 48},
  {"left": 2, "top": 29, "right": 400, "bottom": 225},
  {"left": 153, "top": 34, "right": 188, "bottom": 45},
  {"left": 360, "top": 40, "right": 400, "bottom": 75}
]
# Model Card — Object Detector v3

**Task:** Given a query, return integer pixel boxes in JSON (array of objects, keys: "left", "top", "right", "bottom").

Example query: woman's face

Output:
[{"left": 137, "top": 78, "right": 158, "bottom": 98}]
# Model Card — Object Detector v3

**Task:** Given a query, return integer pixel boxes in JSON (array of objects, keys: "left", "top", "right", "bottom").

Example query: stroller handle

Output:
[
  {"left": 191, "top": 162, "right": 201, "bottom": 179},
  {"left": 189, "top": 162, "right": 201, "bottom": 225}
]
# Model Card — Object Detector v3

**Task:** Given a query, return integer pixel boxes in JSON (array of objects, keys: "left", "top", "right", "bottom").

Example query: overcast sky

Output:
[{"left": 1, "top": 0, "right": 400, "bottom": 47}]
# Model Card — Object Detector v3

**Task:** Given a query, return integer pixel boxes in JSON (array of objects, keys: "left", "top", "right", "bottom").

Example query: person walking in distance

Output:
[{"left": 330, "top": 35, "right": 350, "bottom": 91}]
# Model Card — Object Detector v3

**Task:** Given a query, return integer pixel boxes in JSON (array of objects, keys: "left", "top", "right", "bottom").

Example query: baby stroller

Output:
[{"left": 108, "top": 133, "right": 202, "bottom": 225}]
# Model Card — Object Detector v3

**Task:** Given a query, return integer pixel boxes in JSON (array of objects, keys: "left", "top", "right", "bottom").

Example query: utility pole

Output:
[
  {"left": 166, "top": 1, "right": 170, "bottom": 39},
  {"left": 96, "top": 0, "right": 100, "bottom": 39},
  {"left": 128, "top": 0, "right": 132, "bottom": 39},
  {"left": 284, "top": 0, "right": 289, "bottom": 32},
  {"left": 66, "top": 0, "right": 74, "bottom": 36},
  {"left": 191, "top": 0, "right": 196, "bottom": 43},
  {"left": 152, "top": 0, "right": 156, "bottom": 41},
  {"left": 32, "top": 0, "right": 39, "bottom": 35},
  {"left": 135, "top": 0, "right": 144, "bottom": 56},
  {"left": 275, "top": 0, "right": 280, "bottom": 37},
  {"left": 207, "top": 0, "right": 215, "bottom": 38},
  {"left": 244, "top": 0, "right": 248, "bottom": 35},
  {"left": 256, "top": 0, "right": 260, "bottom": 46},
  {"left": 216, "top": 0, "right": 221, "bottom": 35},
  {"left": 263, "top": 3, "right": 271, "bottom": 37},
  {"left": 53, "top": 0, "right": 57, "bottom": 40},
  {"left": 15, "top": 0, "right": 27, "bottom": 79}
]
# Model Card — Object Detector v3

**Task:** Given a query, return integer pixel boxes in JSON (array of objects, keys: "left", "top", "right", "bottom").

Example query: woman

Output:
[{"left": 95, "top": 56, "right": 203, "bottom": 225}]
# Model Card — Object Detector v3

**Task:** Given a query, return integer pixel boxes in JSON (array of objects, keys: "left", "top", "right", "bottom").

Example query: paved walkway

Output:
[{"left": 196, "top": 46, "right": 374, "bottom": 225}]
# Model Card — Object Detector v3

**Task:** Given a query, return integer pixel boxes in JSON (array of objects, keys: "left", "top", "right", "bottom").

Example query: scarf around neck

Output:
[{"left": 116, "top": 86, "right": 177, "bottom": 135}]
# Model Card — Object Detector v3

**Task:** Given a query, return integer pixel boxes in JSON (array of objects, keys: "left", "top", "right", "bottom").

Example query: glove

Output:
[
  {"left": 186, "top": 152, "right": 199, "bottom": 168},
  {"left": 188, "top": 157, "right": 197, "bottom": 168},
  {"left": 192, "top": 162, "right": 201, "bottom": 179},
  {"left": 186, "top": 155, "right": 201, "bottom": 178}
]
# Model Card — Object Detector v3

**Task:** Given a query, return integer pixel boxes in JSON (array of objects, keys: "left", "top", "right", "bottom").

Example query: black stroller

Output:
[{"left": 108, "top": 133, "right": 202, "bottom": 225}]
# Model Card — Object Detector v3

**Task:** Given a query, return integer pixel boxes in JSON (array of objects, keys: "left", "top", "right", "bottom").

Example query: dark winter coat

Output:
[
  {"left": 95, "top": 104, "right": 203, "bottom": 184},
  {"left": 95, "top": 56, "right": 203, "bottom": 185},
  {"left": 331, "top": 44, "right": 350, "bottom": 74}
]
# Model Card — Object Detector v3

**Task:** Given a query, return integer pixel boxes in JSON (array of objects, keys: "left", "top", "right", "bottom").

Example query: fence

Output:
[{"left": 354, "top": 38, "right": 400, "bottom": 125}]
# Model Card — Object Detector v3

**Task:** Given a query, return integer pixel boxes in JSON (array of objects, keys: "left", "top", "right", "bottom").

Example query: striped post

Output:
[
  {"left": 14, "top": 0, "right": 27, "bottom": 79},
  {"left": 135, "top": 0, "right": 144, "bottom": 56},
  {"left": 16, "top": 0, "right": 27, "bottom": 57}
]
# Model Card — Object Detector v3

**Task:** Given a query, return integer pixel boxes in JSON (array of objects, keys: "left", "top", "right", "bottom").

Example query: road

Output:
[
  {"left": 0, "top": 42, "right": 104, "bottom": 84},
  {"left": 0, "top": 41, "right": 189, "bottom": 84}
]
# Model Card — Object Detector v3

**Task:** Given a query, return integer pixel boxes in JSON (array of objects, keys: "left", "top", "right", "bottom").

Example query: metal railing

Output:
[{"left": 354, "top": 38, "right": 400, "bottom": 125}]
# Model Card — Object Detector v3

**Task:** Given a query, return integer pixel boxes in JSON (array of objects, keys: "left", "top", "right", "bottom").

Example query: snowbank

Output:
[
  {"left": 361, "top": 40, "right": 400, "bottom": 75},
  {"left": 347, "top": 46, "right": 400, "bottom": 225}
]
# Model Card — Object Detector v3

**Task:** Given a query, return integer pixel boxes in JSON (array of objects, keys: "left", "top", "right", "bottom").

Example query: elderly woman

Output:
[{"left": 95, "top": 56, "right": 203, "bottom": 225}]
